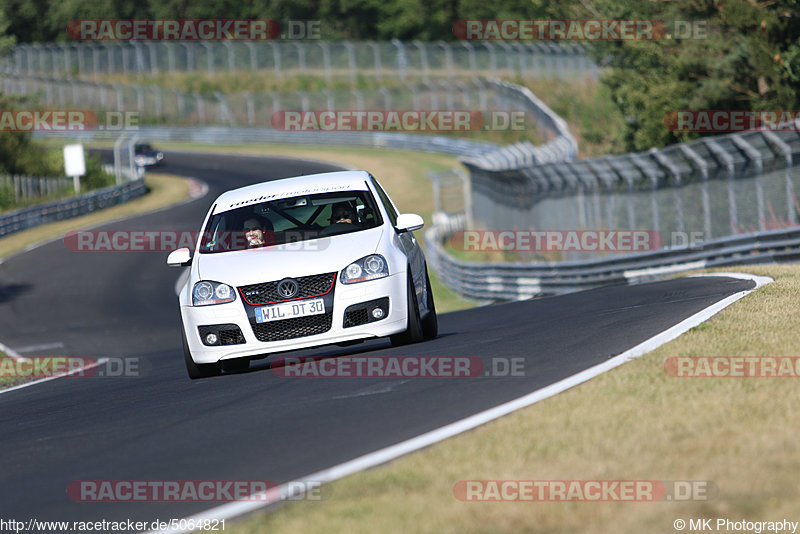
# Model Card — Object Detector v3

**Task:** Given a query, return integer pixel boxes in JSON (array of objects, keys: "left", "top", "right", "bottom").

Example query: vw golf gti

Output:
[{"left": 167, "top": 170, "right": 438, "bottom": 378}]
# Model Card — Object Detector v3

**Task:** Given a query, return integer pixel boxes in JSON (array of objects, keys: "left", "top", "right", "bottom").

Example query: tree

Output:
[{"left": 577, "top": 0, "right": 800, "bottom": 150}]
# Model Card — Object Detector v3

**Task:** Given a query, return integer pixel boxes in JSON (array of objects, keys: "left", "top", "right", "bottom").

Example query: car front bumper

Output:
[{"left": 181, "top": 272, "right": 408, "bottom": 364}]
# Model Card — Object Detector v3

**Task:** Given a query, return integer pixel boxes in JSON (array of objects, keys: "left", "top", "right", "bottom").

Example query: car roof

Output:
[{"left": 213, "top": 170, "right": 373, "bottom": 213}]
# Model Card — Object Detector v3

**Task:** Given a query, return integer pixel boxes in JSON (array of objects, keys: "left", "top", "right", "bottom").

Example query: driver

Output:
[
  {"left": 242, "top": 215, "right": 274, "bottom": 248},
  {"left": 331, "top": 203, "right": 355, "bottom": 224}
]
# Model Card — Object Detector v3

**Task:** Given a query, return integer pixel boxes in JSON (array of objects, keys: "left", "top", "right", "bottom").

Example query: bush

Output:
[
  {"left": 80, "top": 153, "right": 115, "bottom": 190},
  {"left": 0, "top": 181, "right": 14, "bottom": 210}
]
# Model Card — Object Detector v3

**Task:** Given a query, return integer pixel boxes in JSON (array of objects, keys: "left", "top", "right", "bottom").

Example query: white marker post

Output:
[{"left": 63, "top": 144, "right": 86, "bottom": 194}]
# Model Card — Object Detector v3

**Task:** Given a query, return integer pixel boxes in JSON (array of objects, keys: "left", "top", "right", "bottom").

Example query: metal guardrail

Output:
[
  {"left": 0, "top": 178, "right": 147, "bottom": 239},
  {"left": 463, "top": 79, "right": 577, "bottom": 170},
  {"left": 4, "top": 40, "right": 597, "bottom": 81},
  {"left": 424, "top": 216, "right": 800, "bottom": 300},
  {"left": 33, "top": 125, "right": 500, "bottom": 157},
  {"left": 423, "top": 91, "right": 800, "bottom": 300},
  {"left": 462, "top": 129, "right": 800, "bottom": 251}
]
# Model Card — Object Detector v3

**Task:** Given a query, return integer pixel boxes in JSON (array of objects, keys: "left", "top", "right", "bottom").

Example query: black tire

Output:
[
  {"left": 182, "top": 329, "right": 221, "bottom": 379},
  {"left": 420, "top": 269, "right": 438, "bottom": 340},
  {"left": 222, "top": 358, "right": 250, "bottom": 372},
  {"left": 390, "top": 272, "right": 425, "bottom": 347}
]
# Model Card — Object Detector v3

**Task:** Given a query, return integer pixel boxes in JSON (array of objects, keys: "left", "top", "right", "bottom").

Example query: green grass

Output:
[{"left": 0, "top": 353, "right": 24, "bottom": 389}]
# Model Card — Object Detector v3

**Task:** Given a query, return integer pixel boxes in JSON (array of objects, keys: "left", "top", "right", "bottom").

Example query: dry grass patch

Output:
[{"left": 228, "top": 264, "right": 800, "bottom": 534}]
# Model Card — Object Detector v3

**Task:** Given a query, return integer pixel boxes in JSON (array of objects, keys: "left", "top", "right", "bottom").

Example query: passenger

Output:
[{"left": 320, "top": 203, "right": 360, "bottom": 236}]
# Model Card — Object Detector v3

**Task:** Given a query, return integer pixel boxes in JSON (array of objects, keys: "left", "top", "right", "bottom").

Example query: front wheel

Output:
[
  {"left": 390, "top": 272, "right": 424, "bottom": 347},
  {"left": 420, "top": 269, "right": 438, "bottom": 341},
  {"left": 182, "top": 329, "right": 221, "bottom": 379}
]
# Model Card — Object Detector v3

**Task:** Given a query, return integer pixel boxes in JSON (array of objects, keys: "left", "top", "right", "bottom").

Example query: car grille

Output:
[
  {"left": 250, "top": 312, "right": 333, "bottom": 342},
  {"left": 344, "top": 308, "right": 370, "bottom": 328},
  {"left": 239, "top": 273, "right": 336, "bottom": 305},
  {"left": 218, "top": 328, "right": 245, "bottom": 345}
]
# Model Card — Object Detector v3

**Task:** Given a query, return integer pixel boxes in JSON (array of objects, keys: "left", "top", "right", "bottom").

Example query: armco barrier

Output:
[
  {"left": 427, "top": 124, "right": 800, "bottom": 300},
  {"left": 0, "top": 178, "right": 147, "bottom": 239},
  {"left": 425, "top": 219, "right": 800, "bottom": 300}
]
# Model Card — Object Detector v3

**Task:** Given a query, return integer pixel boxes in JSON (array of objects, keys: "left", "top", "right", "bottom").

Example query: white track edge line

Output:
[
  {"left": 146, "top": 272, "right": 772, "bottom": 533},
  {"left": 0, "top": 340, "right": 26, "bottom": 361},
  {"left": 0, "top": 358, "right": 109, "bottom": 395}
]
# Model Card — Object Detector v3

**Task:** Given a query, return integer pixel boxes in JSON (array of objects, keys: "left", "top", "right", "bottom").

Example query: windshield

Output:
[{"left": 199, "top": 189, "right": 383, "bottom": 253}]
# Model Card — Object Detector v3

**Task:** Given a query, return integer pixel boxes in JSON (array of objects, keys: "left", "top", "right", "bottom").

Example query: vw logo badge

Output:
[{"left": 277, "top": 278, "right": 299, "bottom": 299}]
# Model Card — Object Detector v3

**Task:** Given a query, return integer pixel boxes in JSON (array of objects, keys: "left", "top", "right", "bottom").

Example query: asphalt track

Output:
[{"left": 0, "top": 151, "right": 755, "bottom": 529}]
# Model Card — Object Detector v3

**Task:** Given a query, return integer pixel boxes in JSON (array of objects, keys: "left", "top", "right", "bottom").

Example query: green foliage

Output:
[
  {"left": 0, "top": 181, "right": 14, "bottom": 209},
  {"left": 2, "top": 0, "right": 799, "bottom": 154},
  {"left": 79, "top": 153, "right": 115, "bottom": 190},
  {"left": 1, "top": 0, "right": 553, "bottom": 42},
  {"left": 578, "top": 0, "right": 800, "bottom": 151}
]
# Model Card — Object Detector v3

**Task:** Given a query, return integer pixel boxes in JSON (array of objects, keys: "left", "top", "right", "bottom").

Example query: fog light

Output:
[
  {"left": 371, "top": 308, "right": 385, "bottom": 319},
  {"left": 205, "top": 333, "right": 219, "bottom": 345}
]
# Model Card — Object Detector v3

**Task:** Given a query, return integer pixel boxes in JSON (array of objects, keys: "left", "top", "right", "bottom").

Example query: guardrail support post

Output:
[{"left": 762, "top": 131, "right": 797, "bottom": 227}]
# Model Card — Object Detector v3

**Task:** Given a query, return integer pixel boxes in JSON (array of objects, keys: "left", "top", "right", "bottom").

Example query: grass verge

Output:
[
  {"left": 0, "top": 173, "right": 191, "bottom": 261},
  {"left": 0, "top": 353, "right": 25, "bottom": 389},
  {"left": 226, "top": 264, "right": 798, "bottom": 534}
]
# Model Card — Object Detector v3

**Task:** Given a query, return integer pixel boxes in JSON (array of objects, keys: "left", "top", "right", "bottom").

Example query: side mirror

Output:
[
  {"left": 167, "top": 247, "right": 192, "bottom": 267},
  {"left": 395, "top": 213, "right": 425, "bottom": 233}
]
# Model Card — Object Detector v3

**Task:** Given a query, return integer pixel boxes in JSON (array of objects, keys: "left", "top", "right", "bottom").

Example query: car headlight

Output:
[
  {"left": 341, "top": 254, "right": 389, "bottom": 284},
  {"left": 192, "top": 281, "right": 237, "bottom": 306}
]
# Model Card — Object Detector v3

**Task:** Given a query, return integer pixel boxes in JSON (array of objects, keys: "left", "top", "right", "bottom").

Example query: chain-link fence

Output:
[
  {"left": 0, "top": 175, "right": 74, "bottom": 205},
  {"left": 463, "top": 129, "right": 800, "bottom": 261},
  {"left": 1, "top": 74, "right": 580, "bottom": 162},
  {"left": 4, "top": 40, "right": 598, "bottom": 81}
]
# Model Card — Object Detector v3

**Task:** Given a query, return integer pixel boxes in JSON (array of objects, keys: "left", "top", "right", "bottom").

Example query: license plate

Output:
[{"left": 255, "top": 298, "right": 326, "bottom": 323}]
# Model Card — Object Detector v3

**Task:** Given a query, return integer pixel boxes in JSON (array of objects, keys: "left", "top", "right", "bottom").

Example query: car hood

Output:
[{"left": 196, "top": 226, "right": 384, "bottom": 286}]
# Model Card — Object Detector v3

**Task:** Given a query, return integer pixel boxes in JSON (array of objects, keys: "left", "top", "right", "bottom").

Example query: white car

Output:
[{"left": 167, "top": 170, "right": 438, "bottom": 379}]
